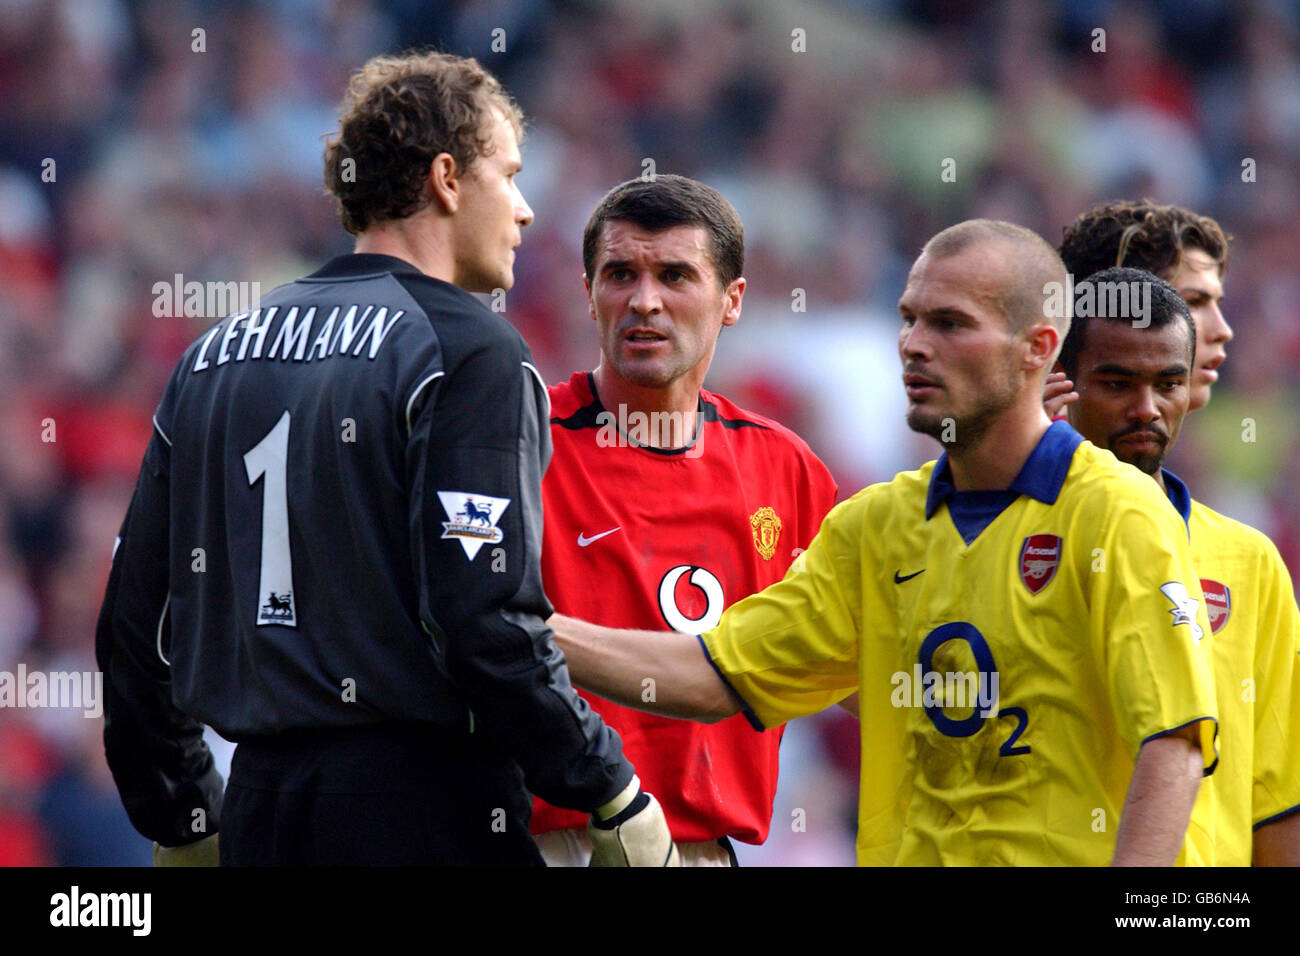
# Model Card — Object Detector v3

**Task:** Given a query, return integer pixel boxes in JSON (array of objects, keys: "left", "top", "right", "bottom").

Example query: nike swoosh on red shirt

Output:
[{"left": 577, "top": 527, "right": 621, "bottom": 547}]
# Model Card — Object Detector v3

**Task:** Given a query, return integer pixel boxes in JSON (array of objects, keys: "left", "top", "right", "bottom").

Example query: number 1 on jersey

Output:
[{"left": 245, "top": 410, "right": 297, "bottom": 627}]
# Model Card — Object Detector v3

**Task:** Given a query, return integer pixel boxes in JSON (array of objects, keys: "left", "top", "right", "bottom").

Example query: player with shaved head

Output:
[
  {"left": 548, "top": 219, "right": 1220, "bottom": 866},
  {"left": 900, "top": 219, "right": 1071, "bottom": 450}
]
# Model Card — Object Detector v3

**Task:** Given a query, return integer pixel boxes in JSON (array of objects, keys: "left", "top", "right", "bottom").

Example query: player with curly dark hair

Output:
[{"left": 1051, "top": 199, "right": 1234, "bottom": 412}]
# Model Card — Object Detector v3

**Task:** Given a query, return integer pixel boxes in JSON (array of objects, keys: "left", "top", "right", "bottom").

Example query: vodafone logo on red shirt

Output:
[{"left": 658, "top": 565, "right": 724, "bottom": 635}]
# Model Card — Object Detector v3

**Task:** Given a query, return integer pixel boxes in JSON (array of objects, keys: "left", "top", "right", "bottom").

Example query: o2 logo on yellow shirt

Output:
[{"left": 916, "top": 622, "right": 1030, "bottom": 757}]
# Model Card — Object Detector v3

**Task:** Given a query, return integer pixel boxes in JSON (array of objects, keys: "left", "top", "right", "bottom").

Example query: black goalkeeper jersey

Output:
[{"left": 95, "top": 253, "right": 633, "bottom": 845}]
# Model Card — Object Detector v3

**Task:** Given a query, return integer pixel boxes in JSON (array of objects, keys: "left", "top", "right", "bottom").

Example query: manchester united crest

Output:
[
  {"left": 1200, "top": 579, "right": 1231, "bottom": 634},
  {"left": 1019, "top": 534, "right": 1062, "bottom": 594},
  {"left": 749, "top": 506, "right": 781, "bottom": 561}
]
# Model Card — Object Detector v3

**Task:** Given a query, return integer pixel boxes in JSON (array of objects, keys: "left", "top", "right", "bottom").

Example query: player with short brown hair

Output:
[{"left": 532, "top": 175, "right": 837, "bottom": 865}]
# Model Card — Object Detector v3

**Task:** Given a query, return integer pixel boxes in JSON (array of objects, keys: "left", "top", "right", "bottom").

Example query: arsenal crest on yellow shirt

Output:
[
  {"left": 1200, "top": 578, "right": 1231, "bottom": 633},
  {"left": 749, "top": 506, "right": 781, "bottom": 561}
]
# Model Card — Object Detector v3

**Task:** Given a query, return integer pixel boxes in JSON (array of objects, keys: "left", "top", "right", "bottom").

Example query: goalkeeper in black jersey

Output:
[{"left": 96, "top": 50, "right": 677, "bottom": 867}]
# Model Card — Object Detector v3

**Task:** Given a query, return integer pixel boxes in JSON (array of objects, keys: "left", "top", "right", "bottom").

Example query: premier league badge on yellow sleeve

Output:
[
  {"left": 749, "top": 506, "right": 781, "bottom": 561},
  {"left": 1159, "top": 581, "right": 1205, "bottom": 642}
]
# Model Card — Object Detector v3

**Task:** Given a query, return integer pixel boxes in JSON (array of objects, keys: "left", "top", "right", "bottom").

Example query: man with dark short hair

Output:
[
  {"left": 95, "top": 50, "right": 676, "bottom": 866},
  {"left": 549, "top": 220, "right": 1221, "bottom": 866},
  {"left": 531, "top": 175, "right": 837, "bottom": 865},
  {"left": 1058, "top": 265, "right": 1300, "bottom": 866}
]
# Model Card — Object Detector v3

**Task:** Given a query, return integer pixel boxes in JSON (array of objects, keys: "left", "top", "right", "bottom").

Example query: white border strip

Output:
[
  {"left": 405, "top": 371, "right": 445, "bottom": 434},
  {"left": 522, "top": 362, "right": 550, "bottom": 418},
  {"left": 152, "top": 415, "right": 172, "bottom": 446},
  {"left": 155, "top": 593, "right": 172, "bottom": 666}
]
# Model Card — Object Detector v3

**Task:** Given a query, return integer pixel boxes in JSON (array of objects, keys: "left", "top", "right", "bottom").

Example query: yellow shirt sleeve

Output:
[
  {"left": 701, "top": 495, "right": 868, "bottom": 729},
  {"left": 1090, "top": 490, "right": 1219, "bottom": 772},
  {"left": 1251, "top": 540, "right": 1300, "bottom": 827}
]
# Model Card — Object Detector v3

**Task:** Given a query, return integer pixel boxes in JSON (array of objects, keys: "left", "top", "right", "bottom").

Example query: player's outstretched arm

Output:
[
  {"left": 1111, "top": 724, "right": 1205, "bottom": 866},
  {"left": 549, "top": 613, "right": 740, "bottom": 723},
  {"left": 1253, "top": 812, "right": 1300, "bottom": 866}
]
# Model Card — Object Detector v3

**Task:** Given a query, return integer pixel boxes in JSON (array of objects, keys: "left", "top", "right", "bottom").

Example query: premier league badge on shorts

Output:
[
  {"left": 436, "top": 491, "right": 510, "bottom": 560},
  {"left": 1200, "top": 579, "right": 1231, "bottom": 634},
  {"left": 1019, "top": 534, "right": 1062, "bottom": 594}
]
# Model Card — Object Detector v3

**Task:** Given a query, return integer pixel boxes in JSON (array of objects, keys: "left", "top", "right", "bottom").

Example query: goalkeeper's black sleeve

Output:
[{"left": 95, "top": 428, "right": 224, "bottom": 847}]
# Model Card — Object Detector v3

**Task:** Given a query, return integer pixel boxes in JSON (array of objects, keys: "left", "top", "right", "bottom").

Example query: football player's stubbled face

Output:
[
  {"left": 452, "top": 111, "right": 533, "bottom": 293},
  {"left": 1163, "top": 248, "right": 1231, "bottom": 413},
  {"left": 586, "top": 222, "right": 742, "bottom": 390},
  {"left": 1067, "top": 319, "right": 1192, "bottom": 476},
  {"left": 896, "top": 246, "right": 1022, "bottom": 446}
]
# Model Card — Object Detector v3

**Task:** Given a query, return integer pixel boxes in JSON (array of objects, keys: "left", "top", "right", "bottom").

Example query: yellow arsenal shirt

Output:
[
  {"left": 701, "top": 423, "right": 1218, "bottom": 866},
  {"left": 1163, "top": 471, "right": 1300, "bottom": 865}
]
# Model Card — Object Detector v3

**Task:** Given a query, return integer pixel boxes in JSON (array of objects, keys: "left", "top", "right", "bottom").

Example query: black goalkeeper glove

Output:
[{"left": 587, "top": 775, "right": 681, "bottom": 867}]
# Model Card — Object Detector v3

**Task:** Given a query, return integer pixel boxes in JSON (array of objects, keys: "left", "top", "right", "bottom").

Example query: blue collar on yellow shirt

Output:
[
  {"left": 925, "top": 420, "right": 1085, "bottom": 544},
  {"left": 1160, "top": 467, "right": 1192, "bottom": 534}
]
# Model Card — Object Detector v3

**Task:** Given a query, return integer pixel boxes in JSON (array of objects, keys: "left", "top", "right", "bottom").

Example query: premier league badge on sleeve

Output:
[
  {"left": 436, "top": 491, "right": 511, "bottom": 559},
  {"left": 1160, "top": 581, "right": 1205, "bottom": 642}
]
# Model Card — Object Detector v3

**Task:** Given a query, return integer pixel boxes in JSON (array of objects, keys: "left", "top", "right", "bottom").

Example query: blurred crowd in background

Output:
[{"left": 1, "top": 0, "right": 1297, "bottom": 866}]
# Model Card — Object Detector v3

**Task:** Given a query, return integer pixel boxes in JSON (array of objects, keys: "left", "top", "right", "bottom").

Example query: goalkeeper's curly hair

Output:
[
  {"left": 1058, "top": 199, "right": 1231, "bottom": 282},
  {"left": 323, "top": 50, "right": 524, "bottom": 235}
]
